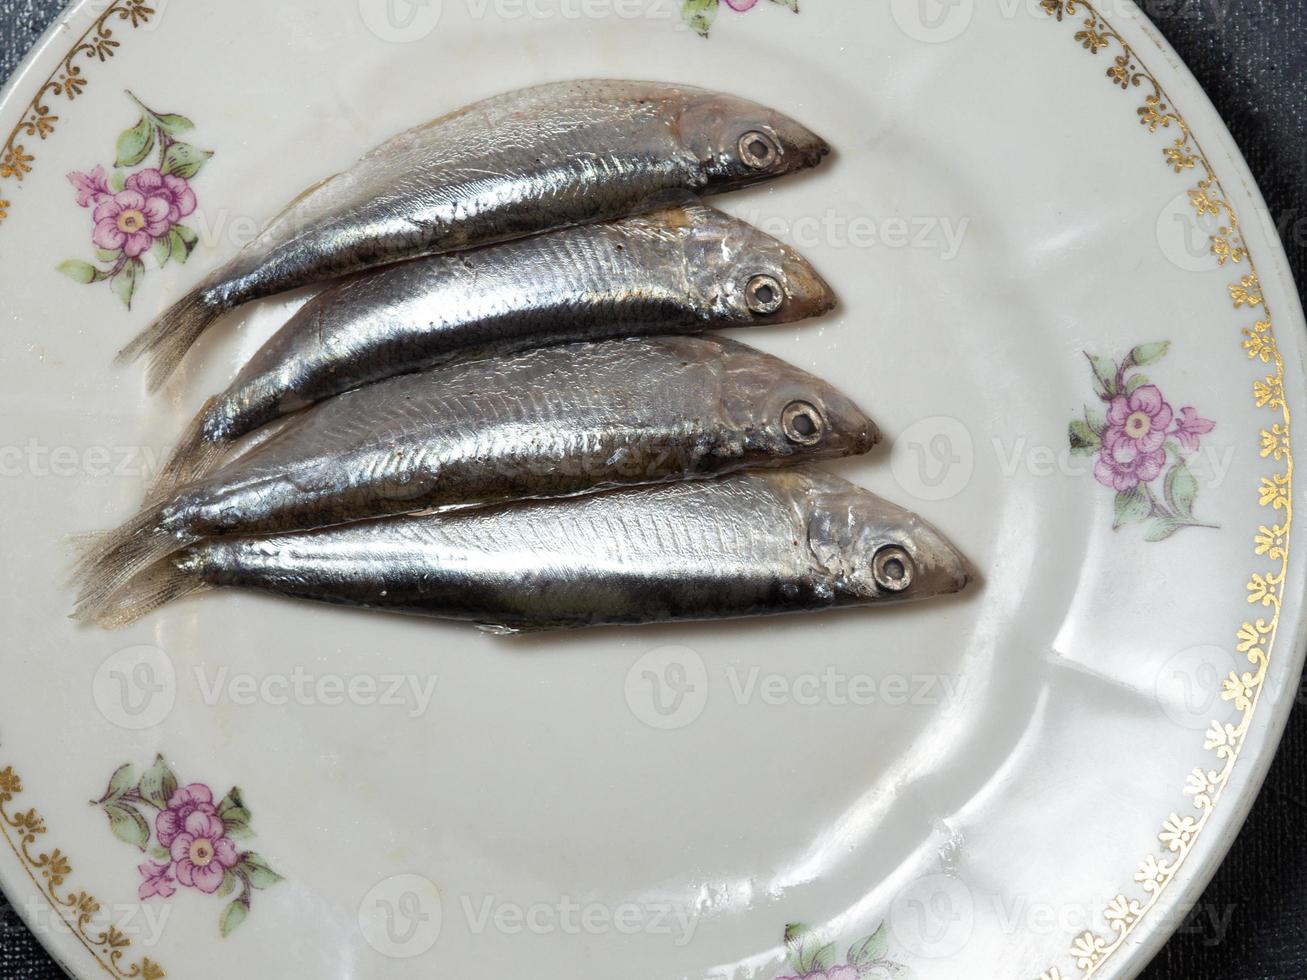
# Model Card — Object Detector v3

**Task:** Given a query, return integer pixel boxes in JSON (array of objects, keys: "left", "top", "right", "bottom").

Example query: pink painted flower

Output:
[
  {"left": 68, "top": 166, "right": 111, "bottom": 208},
  {"left": 1171, "top": 406, "right": 1215, "bottom": 452},
  {"left": 778, "top": 968, "right": 860, "bottom": 980},
  {"left": 156, "top": 783, "right": 218, "bottom": 849},
  {"left": 1107, "top": 385, "right": 1174, "bottom": 454},
  {"left": 92, "top": 189, "right": 173, "bottom": 257},
  {"left": 137, "top": 861, "right": 176, "bottom": 901},
  {"left": 1095, "top": 385, "right": 1173, "bottom": 491},
  {"left": 725, "top": 0, "right": 760, "bottom": 8},
  {"left": 125, "top": 168, "right": 197, "bottom": 225},
  {"left": 170, "top": 811, "right": 239, "bottom": 894}
]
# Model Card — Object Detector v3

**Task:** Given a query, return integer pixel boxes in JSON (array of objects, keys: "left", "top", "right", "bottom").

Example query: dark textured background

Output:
[{"left": 1, "top": 1, "right": 1305, "bottom": 977}]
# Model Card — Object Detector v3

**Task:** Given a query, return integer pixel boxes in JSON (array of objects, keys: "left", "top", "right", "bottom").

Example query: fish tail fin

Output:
[
  {"left": 148, "top": 396, "right": 230, "bottom": 497},
  {"left": 69, "top": 500, "right": 191, "bottom": 622},
  {"left": 115, "top": 286, "right": 222, "bottom": 392},
  {"left": 81, "top": 553, "right": 210, "bottom": 630}
]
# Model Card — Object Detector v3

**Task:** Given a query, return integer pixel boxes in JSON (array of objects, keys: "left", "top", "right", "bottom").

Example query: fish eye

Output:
[
  {"left": 872, "top": 546, "right": 914, "bottom": 593},
  {"left": 739, "top": 131, "right": 780, "bottom": 170},
  {"left": 782, "top": 401, "right": 825, "bottom": 445},
  {"left": 746, "top": 274, "right": 786, "bottom": 315}
]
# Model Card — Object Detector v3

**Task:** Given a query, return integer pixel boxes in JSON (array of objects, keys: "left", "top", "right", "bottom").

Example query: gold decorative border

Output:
[
  {"left": 0, "top": 3, "right": 1294, "bottom": 979},
  {"left": 0, "top": 0, "right": 156, "bottom": 228},
  {"left": 0, "top": 766, "right": 166, "bottom": 978},
  {"left": 1036, "top": 3, "right": 1292, "bottom": 979}
]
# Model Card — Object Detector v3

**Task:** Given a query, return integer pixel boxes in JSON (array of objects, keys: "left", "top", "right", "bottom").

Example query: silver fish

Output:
[
  {"left": 120, "top": 80, "right": 832, "bottom": 390},
  {"left": 89, "top": 469, "right": 974, "bottom": 631},
  {"left": 154, "top": 201, "right": 837, "bottom": 491},
  {"left": 75, "top": 337, "right": 878, "bottom": 620}
]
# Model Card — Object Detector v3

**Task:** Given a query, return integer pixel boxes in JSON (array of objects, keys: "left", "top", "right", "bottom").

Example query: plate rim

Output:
[{"left": 0, "top": 2, "right": 1304, "bottom": 978}]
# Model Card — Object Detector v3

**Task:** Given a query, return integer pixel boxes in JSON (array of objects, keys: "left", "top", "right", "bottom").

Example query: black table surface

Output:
[{"left": 2, "top": 1, "right": 1305, "bottom": 977}]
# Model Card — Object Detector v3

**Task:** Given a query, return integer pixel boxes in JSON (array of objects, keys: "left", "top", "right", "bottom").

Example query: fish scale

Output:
[
  {"left": 95, "top": 469, "right": 974, "bottom": 633},
  {"left": 148, "top": 200, "right": 836, "bottom": 496},
  {"left": 73, "top": 337, "right": 879, "bottom": 623},
  {"left": 119, "top": 81, "right": 832, "bottom": 392}
]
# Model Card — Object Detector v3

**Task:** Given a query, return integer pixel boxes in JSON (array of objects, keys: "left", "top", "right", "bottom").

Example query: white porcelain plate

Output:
[{"left": 1, "top": 2, "right": 1303, "bottom": 978}]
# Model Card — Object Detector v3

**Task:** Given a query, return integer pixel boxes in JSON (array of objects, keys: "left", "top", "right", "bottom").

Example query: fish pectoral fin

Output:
[{"left": 477, "top": 622, "right": 526, "bottom": 637}]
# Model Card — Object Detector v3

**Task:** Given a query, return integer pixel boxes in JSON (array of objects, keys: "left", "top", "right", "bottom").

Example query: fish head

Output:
[
  {"left": 677, "top": 92, "right": 832, "bottom": 192},
  {"left": 806, "top": 485, "right": 975, "bottom": 604},
  {"left": 717, "top": 341, "right": 880, "bottom": 464},
  {"left": 684, "top": 208, "right": 837, "bottom": 326}
]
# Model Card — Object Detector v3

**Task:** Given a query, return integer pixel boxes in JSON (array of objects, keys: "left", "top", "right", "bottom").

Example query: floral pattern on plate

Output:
[
  {"left": 781, "top": 922, "right": 911, "bottom": 979},
  {"left": 93, "top": 756, "right": 282, "bottom": 937},
  {"left": 59, "top": 92, "right": 212, "bottom": 309},
  {"left": 681, "top": 0, "right": 797, "bottom": 37},
  {"left": 1069, "top": 342, "right": 1218, "bottom": 541}
]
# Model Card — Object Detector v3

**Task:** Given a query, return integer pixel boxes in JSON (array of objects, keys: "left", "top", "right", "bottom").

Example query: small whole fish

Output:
[
  {"left": 75, "top": 337, "right": 877, "bottom": 620},
  {"left": 120, "top": 80, "right": 832, "bottom": 390},
  {"left": 154, "top": 201, "right": 837, "bottom": 491},
  {"left": 87, "top": 469, "right": 973, "bottom": 631}
]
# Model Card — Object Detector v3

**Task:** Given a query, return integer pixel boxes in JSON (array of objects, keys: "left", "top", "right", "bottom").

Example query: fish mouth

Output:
[
  {"left": 855, "top": 419, "right": 883, "bottom": 455},
  {"left": 804, "top": 138, "right": 833, "bottom": 168},
  {"left": 779, "top": 261, "right": 838, "bottom": 324},
  {"left": 954, "top": 548, "right": 980, "bottom": 593},
  {"left": 935, "top": 537, "right": 977, "bottom": 596}
]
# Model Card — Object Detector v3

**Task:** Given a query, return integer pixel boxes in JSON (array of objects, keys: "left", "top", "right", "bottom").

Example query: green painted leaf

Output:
[
  {"left": 151, "top": 236, "right": 172, "bottom": 268},
  {"left": 1165, "top": 460, "right": 1198, "bottom": 519},
  {"left": 100, "top": 763, "right": 137, "bottom": 802},
  {"left": 96, "top": 247, "right": 121, "bottom": 262},
  {"left": 849, "top": 924, "right": 890, "bottom": 966},
  {"left": 218, "top": 788, "right": 250, "bottom": 822},
  {"left": 154, "top": 112, "right": 195, "bottom": 136},
  {"left": 1126, "top": 374, "right": 1151, "bottom": 394},
  {"left": 225, "top": 822, "right": 255, "bottom": 841},
  {"left": 219, "top": 787, "right": 254, "bottom": 839},
  {"left": 1086, "top": 353, "right": 1118, "bottom": 398},
  {"left": 105, "top": 803, "right": 150, "bottom": 850},
  {"left": 238, "top": 853, "right": 283, "bottom": 890},
  {"left": 783, "top": 923, "right": 831, "bottom": 975},
  {"left": 115, "top": 115, "right": 155, "bottom": 168},
  {"left": 174, "top": 224, "right": 199, "bottom": 247},
  {"left": 1114, "top": 486, "right": 1151, "bottom": 528},
  {"left": 138, "top": 756, "right": 178, "bottom": 810},
  {"left": 110, "top": 169, "right": 127, "bottom": 193},
  {"left": 1085, "top": 407, "right": 1107, "bottom": 438},
  {"left": 149, "top": 845, "right": 171, "bottom": 863},
  {"left": 160, "top": 142, "right": 213, "bottom": 180},
  {"left": 168, "top": 226, "right": 195, "bottom": 265},
  {"left": 110, "top": 258, "right": 143, "bottom": 309},
  {"left": 1145, "top": 520, "right": 1182, "bottom": 543},
  {"left": 770, "top": 0, "right": 799, "bottom": 9},
  {"left": 217, "top": 870, "right": 239, "bottom": 900},
  {"left": 1069, "top": 419, "right": 1100, "bottom": 456},
  {"left": 811, "top": 943, "right": 836, "bottom": 972},
  {"left": 219, "top": 899, "right": 249, "bottom": 938},
  {"left": 682, "top": 0, "right": 719, "bottom": 36},
  {"left": 1129, "top": 341, "right": 1171, "bottom": 367},
  {"left": 784, "top": 924, "right": 814, "bottom": 972},
  {"left": 57, "top": 260, "right": 99, "bottom": 285}
]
